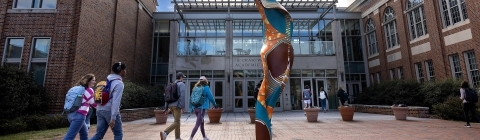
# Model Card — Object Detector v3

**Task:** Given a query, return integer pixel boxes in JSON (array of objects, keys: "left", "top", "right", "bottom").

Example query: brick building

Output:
[
  {"left": 347, "top": 0, "right": 480, "bottom": 87},
  {"left": 0, "top": 0, "right": 157, "bottom": 113}
]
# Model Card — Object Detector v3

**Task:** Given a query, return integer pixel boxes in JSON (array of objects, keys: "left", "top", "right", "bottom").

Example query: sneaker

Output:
[
  {"left": 204, "top": 137, "right": 210, "bottom": 140},
  {"left": 175, "top": 139, "right": 182, "bottom": 140},
  {"left": 465, "top": 124, "right": 471, "bottom": 128},
  {"left": 160, "top": 131, "right": 167, "bottom": 140}
]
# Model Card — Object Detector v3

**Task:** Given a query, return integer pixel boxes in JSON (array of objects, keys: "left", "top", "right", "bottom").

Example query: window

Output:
[
  {"left": 2, "top": 38, "right": 25, "bottom": 68},
  {"left": 449, "top": 54, "right": 462, "bottom": 79},
  {"left": 370, "top": 74, "right": 375, "bottom": 84},
  {"left": 397, "top": 67, "right": 404, "bottom": 80},
  {"left": 464, "top": 51, "right": 479, "bottom": 86},
  {"left": 390, "top": 69, "right": 396, "bottom": 80},
  {"left": 13, "top": 0, "right": 57, "bottom": 9},
  {"left": 440, "top": 0, "right": 468, "bottom": 27},
  {"left": 28, "top": 38, "right": 50, "bottom": 85},
  {"left": 376, "top": 72, "right": 381, "bottom": 84},
  {"left": 415, "top": 63, "right": 424, "bottom": 83},
  {"left": 406, "top": 0, "right": 428, "bottom": 40},
  {"left": 425, "top": 60, "right": 435, "bottom": 82},
  {"left": 365, "top": 19, "right": 378, "bottom": 56},
  {"left": 383, "top": 7, "right": 399, "bottom": 49}
]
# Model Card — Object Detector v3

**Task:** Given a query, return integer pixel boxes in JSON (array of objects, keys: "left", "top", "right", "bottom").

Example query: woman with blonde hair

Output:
[
  {"left": 63, "top": 74, "right": 98, "bottom": 140},
  {"left": 188, "top": 76, "right": 217, "bottom": 140}
]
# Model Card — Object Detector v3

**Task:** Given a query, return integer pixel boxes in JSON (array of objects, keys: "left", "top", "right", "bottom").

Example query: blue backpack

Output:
[
  {"left": 63, "top": 85, "right": 86, "bottom": 113},
  {"left": 190, "top": 86, "right": 205, "bottom": 107}
]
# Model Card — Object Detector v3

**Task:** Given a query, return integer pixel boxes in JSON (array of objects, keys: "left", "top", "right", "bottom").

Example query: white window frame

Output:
[
  {"left": 406, "top": 0, "right": 428, "bottom": 40},
  {"left": 397, "top": 67, "right": 404, "bottom": 80},
  {"left": 449, "top": 54, "right": 462, "bottom": 79},
  {"left": 27, "top": 37, "right": 51, "bottom": 86},
  {"left": 370, "top": 74, "right": 375, "bottom": 84},
  {"left": 389, "top": 69, "right": 396, "bottom": 80},
  {"left": 383, "top": 7, "right": 399, "bottom": 49},
  {"left": 415, "top": 63, "right": 424, "bottom": 83},
  {"left": 464, "top": 51, "right": 479, "bottom": 86},
  {"left": 365, "top": 19, "right": 378, "bottom": 56},
  {"left": 425, "top": 60, "right": 435, "bottom": 82},
  {"left": 376, "top": 72, "right": 381, "bottom": 84},
  {"left": 2, "top": 37, "right": 25, "bottom": 68},
  {"left": 13, "top": 0, "right": 57, "bottom": 9},
  {"left": 439, "top": 0, "right": 468, "bottom": 28}
]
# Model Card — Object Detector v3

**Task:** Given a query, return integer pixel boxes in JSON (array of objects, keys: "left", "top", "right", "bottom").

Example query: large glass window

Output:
[
  {"left": 425, "top": 60, "right": 435, "bottom": 82},
  {"left": 406, "top": 0, "right": 428, "bottom": 40},
  {"left": 2, "top": 38, "right": 24, "bottom": 68},
  {"left": 464, "top": 51, "right": 479, "bottom": 86},
  {"left": 440, "top": 0, "right": 468, "bottom": 27},
  {"left": 14, "top": 0, "right": 56, "bottom": 9},
  {"left": 383, "top": 7, "right": 399, "bottom": 49},
  {"left": 365, "top": 19, "right": 377, "bottom": 56},
  {"left": 232, "top": 20, "right": 263, "bottom": 56},
  {"left": 449, "top": 54, "right": 462, "bottom": 79},
  {"left": 178, "top": 20, "right": 226, "bottom": 56},
  {"left": 152, "top": 20, "right": 170, "bottom": 85},
  {"left": 29, "top": 38, "right": 50, "bottom": 85}
]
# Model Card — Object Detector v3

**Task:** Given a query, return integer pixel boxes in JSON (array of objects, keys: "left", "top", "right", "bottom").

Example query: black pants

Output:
[{"left": 463, "top": 103, "right": 480, "bottom": 124}]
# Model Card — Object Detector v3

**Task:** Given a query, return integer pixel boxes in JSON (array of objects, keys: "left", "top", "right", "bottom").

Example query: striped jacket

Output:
[{"left": 77, "top": 88, "right": 97, "bottom": 116}]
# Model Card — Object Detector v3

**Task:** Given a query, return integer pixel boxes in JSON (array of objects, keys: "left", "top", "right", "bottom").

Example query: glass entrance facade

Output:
[{"left": 151, "top": 3, "right": 367, "bottom": 112}]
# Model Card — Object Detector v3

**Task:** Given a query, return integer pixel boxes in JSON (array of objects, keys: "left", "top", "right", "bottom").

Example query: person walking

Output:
[
  {"left": 318, "top": 87, "right": 328, "bottom": 113},
  {"left": 187, "top": 76, "right": 217, "bottom": 140},
  {"left": 302, "top": 85, "right": 312, "bottom": 108},
  {"left": 337, "top": 87, "right": 347, "bottom": 106},
  {"left": 160, "top": 72, "right": 186, "bottom": 140},
  {"left": 460, "top": 81, "right": 480, "bottom": 128},
  {"left": 63, "top": 74, "right": 97, "bottom": 140},
  {"left": 90, "top": 62, "right": 126, "bottom": 140}
]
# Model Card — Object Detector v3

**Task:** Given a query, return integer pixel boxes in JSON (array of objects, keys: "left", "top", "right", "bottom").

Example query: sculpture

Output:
[{"left": 254, "top": 0, "right": 294, "bottom": 139}]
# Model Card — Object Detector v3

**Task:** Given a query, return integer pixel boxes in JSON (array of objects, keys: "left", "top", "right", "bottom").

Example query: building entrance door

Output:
[
  {"left": 301, "top": 79, "right": 313, "bottom": 109},
  {"left": 185, "top": 79, "right": 224, "bottom": 112},
  {"left": 314, "top": 79, "right": 326, "bottom": 109},
  {"left": 233, "top": 79, "right": 262, "bottom": 112}
]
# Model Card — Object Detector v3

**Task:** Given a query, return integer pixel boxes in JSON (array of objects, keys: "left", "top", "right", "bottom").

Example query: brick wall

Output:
[{"left": 360, "top": 0, "right": 479, "bottom": 83}]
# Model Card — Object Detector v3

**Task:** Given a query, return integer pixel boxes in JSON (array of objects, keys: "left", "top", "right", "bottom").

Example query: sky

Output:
[{"left": 156, "top": 0, "right": 356, "bottom": 12}]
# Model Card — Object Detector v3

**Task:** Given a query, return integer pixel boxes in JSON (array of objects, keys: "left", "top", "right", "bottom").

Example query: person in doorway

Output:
[
  {"left": 187, "top": 76, "right": 217, "bottom": 140},
  {"left": 319, "top": 87, "right": 328, "bottom": 113},
  {"left": 460, "top": 81, "right": 480, "bottom": 128},
  {"left": 90, "top": 62, "right": 126, "bottom": 140},
  {"left": 302, "top": 85, "right": 312, "bottom": 108},
  {"left": 63, "top": 74, "right": 97, "bottom": 140},
  {"left": 337, "top": 87, "right": 347, "bottom": 106},
  {"left": 160, "top": 72, "right": 186, "bottom": 140}
]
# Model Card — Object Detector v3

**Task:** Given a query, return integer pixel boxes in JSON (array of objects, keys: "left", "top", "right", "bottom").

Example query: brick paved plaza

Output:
[{"left": 83, "top": 111, "right": 478, "bottom": 140}]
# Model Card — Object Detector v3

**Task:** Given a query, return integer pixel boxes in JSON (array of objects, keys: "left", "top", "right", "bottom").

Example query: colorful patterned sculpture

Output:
[{"left": 254, "top": 0, "right": 294, "bottom": 139}]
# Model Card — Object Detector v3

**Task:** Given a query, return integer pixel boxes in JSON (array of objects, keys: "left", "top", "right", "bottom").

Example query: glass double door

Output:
[
  {"left": 301, "top": 79, "right": 327, "bottom": 109},
  {"left": 233, "top": 79, "right": 282, "bottom": 112},
  {"left": 186, "top": 79, "right": 224, "bottom": 112}
]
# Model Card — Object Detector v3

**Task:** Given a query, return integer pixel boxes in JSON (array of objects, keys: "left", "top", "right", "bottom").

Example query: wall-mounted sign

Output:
[{"left": 233, "top": 57, "right": 262, "bottom": 69}]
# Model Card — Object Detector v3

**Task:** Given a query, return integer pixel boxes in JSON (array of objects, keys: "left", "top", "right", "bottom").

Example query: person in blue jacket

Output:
[{"left": 188, "top": 76, "right": 217, "bottom": 140}]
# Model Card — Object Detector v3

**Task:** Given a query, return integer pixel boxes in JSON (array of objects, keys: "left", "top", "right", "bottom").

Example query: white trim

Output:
[
  {"left": 409, "top": 34, "right": 429, "bottom": 44},
  {"left": 444, "top": 28, "right": 472, "bottom": 46},
  {"left": 442, "top": 19, "right": 470, "bottom": 33},
  {"left": 385, "top": 45, "right": 400, "bottom": 53},
  {"left": 368, "top": 53, "right": 379, "bottom": 59}
]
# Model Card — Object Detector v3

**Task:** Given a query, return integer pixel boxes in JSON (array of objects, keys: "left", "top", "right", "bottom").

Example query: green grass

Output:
[{"left": 0, "top": 127, "right": 68, "bottom": 140}]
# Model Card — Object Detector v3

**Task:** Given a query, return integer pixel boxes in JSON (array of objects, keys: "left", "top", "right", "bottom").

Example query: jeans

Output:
[
  {"left": 90, "top": 110, "right": 123, "bottom": 140},
  {"left": 463, "top": 103, "right": 480, "bottom": 125},
  {"left": 320, "top": 99, "right": 327, "bottom": 111},
  {"left": 164, "top": 106, "right": 182, "bottom": 139},
  {"left": 85, "top": 107, "right": 93, "bottom": 129},
  {"left": 64, "top": 112, "right": 88, "bottom": 140},
  {"left": 190, "top": 108, "right": 206, "bottom": 138}
]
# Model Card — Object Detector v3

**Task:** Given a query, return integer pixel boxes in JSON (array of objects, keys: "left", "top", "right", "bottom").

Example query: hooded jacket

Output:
[{"left": 96, "top": 74, "right": 124, "bottom": 121}]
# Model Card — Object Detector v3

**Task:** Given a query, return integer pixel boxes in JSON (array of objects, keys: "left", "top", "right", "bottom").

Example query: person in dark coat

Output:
[{"left": 337, "top": 87, "right": 347, "bottom": 106}]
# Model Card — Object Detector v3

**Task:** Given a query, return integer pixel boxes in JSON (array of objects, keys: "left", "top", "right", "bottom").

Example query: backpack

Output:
[
  {"left": 165, "top": 82, "right": 180, "bottom": 103},
  {"left": 303, "top": 90, "right": 311, "bottom": 100},
  {"left": 95, "top": 79, "right": 120, "bottom": 105},
  {"left": 190, "top": 86, "right": 206, "bottom": 107},
  {"left": 465, "top": 88, "right": 479, "bottom": 103},
  {"left": 63, "top": 85, "right": 86, "bottom": 113}
]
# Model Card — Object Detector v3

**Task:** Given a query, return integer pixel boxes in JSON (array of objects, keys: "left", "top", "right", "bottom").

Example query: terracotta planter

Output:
[
  {"left": 247, "top": 108, "right": 256, "bottom": 123},
  {"left": 304, "top": 108, "right": 320, "bottom": 122},
  {"left": 153, "top": 110, "right": 167, "bottom": 124},
  {"left": 391, "top": 107, "right": 408, "bottom": 120},
  {"left": 338, "top": 106, "right": 355, "bottom": 121},
  {"left": 207, "top": 108, "right": 223, "bottom": 123}
]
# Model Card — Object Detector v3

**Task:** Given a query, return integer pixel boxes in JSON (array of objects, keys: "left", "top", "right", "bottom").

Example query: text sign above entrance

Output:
[{"left": 233, "top": 57, "right": 262, "bottom": 69}]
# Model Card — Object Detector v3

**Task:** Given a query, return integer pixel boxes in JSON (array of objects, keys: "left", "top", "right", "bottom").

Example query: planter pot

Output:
[
  {"left": 247, "top": 108, "right": 256, "bottom": 123},
  {"left": 391, "top": 107, "right": 408, "bottom": 120},
  {"left": 207, "top": 108, "right": 223, "bottom": 123},
  {"left": 338, "top": 106, "right": 355, "bottom": 121},
  {"left": 304, "top": 108, "right": 320, "bottom": 122},
  {"left": 153, "top": 110, "right": 167, "bottom": 124}
]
